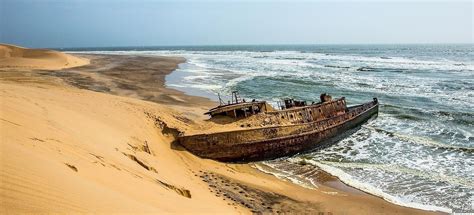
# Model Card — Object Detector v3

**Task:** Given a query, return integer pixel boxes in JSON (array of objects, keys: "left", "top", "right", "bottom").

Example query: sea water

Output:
[{"left": 70, "top": 44, "right": 473, "bottom": 213}]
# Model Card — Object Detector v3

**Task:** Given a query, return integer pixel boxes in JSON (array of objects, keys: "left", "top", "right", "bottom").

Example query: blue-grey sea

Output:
[{"left": 69, "top": 44, "right": 473, "bottom": 213}]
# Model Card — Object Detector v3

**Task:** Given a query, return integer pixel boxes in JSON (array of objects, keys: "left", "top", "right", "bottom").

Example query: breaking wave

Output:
[
  {"left": 310, "top": 161, "right": 453, "bottom": 213},
  {"left": 363, "top": 125, "right": 474, "bottom": 153}
]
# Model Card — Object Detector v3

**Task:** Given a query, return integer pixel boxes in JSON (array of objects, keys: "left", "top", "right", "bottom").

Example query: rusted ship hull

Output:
[{"left": 179, "top": 99, "right": 378, "bottom": 162}]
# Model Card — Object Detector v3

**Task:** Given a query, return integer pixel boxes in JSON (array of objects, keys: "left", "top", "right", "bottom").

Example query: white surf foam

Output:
[
  {"left": 363, "top": 125, "right": 474, "bottom": 153},
  {"left": 308, "top": 160, "right": 453, "bottom": 213},
  {"left": 252, "top": 163, "right": 318, "bottom": 190},
  {"left": 317, "top": 160, "right": 474, "bottom": 188}
]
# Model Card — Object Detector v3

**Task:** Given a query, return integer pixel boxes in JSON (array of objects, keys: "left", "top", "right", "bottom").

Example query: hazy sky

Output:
[{"left": 0, "top": 0, "right": 472, "bottom": 48}]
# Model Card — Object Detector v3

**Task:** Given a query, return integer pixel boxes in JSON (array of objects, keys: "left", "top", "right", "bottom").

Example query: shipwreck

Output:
[{"left": 178, "top": 91, "right": 379, "bottom": 162}]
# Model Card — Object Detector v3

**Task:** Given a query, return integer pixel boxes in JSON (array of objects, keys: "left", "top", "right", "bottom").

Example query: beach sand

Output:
[{"left": 0, "top": 44, "right": 442, "bottom": 214}]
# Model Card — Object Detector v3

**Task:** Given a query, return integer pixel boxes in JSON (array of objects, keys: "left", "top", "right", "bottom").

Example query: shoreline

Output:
[
  {"left": 153, "top": 55, "right": 450, "bottom": 214},
  {"left": 138, "top": 55, "right": 450, "bottom": 213},
  {"left": 0, "top": 48, "right": 443, "bottom": 213}
]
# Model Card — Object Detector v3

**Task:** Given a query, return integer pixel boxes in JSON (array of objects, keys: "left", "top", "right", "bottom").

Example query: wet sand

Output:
[{"left": 49, "top": 54, "right": 214, "bottom": 106}]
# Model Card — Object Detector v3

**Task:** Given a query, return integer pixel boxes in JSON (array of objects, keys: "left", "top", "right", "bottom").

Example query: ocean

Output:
[{"left": 69, "top": 44, "right": 473, "bottom": 213}]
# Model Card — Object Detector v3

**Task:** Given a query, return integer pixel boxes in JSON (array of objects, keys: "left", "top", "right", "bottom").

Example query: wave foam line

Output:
[
  {"left": 68, "top": 50, "right": 474, "bottom": 71},
  {"left": 316, "top": 160, "right": 473, "bottom": 188},
  {"left": 252, "top": 163, "right": 318, "bottom": 190},
  {"left": 363, "top": 125, "right": 474, "bottom": 153},
  {"left": 309, "top": 160, "right": 453, "bottom": 213}
]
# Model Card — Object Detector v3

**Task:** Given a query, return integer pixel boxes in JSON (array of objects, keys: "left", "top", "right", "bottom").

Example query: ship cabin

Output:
[
  {"left": 270, "top": 96, "right": 348, "bottom": 123},
  {"left": 280, "top": 98, "right": 308, "bottom": 109},
  {"left": 205, "top": 91, "right": 347, "bottom": 122},
  {"left": 204, "top": 101, "right": 269, "bottom": 118},
  {"left": 204, "top": 91, "right": 272, "bottom": 118}
]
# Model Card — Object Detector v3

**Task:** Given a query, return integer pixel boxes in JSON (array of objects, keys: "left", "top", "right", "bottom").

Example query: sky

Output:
[{"left": 0, "top": 0, "right": 472, "bottom": 48}]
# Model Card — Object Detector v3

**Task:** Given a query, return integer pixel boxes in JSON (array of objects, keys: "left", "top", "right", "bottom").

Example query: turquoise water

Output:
[{"left": 72, "top": 44, "right": 473, "bottom": 212}]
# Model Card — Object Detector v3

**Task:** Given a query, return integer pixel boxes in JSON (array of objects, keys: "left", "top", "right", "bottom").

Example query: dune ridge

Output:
[{"left": 0, "top": 44, "right": 89, "bottom": 70}]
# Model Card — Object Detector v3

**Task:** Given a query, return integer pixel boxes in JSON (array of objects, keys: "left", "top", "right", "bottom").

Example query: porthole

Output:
[{"left": 290, "top": 114, "right": 294, "bottom": 119}]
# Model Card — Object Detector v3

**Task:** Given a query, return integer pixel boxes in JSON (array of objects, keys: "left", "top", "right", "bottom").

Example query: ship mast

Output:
[{"left": 231, "top": 91, "right": 241, "bottom": 104}]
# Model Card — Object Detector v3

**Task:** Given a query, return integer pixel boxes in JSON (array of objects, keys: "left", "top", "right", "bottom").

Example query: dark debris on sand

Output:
[{"left": 199, "top": 171, "right": 320, "bottom": 214}]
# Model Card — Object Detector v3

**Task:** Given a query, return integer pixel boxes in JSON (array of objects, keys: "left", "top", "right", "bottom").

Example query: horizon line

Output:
[{"left": 51, "top": 42, "right": 474, "bottom": 50}]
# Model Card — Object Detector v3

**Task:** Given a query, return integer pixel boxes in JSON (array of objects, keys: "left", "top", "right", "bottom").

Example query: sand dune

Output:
[
  {"left": 0, "top": 45, "right": 440, "bottom": 214},
  {"left": 0, "top": 44, "right": 89, "bottom": 70},
  {"left": 0, "top": 81, "right": 241, "bottom": 213}
]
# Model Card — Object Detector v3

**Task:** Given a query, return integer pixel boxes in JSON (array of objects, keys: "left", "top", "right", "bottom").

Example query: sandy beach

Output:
[{"left": 0, "top": 44, "right": 442, "bottom": 214}]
